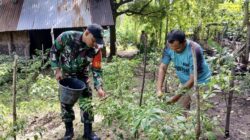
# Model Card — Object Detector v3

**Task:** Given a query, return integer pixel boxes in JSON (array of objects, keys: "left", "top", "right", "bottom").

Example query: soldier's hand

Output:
[
  {"left": 55, "top": 68, "right": 62, "bottom": 81},
  {"left": 97, "top": 88, "right": 106, "bottom": 98}
]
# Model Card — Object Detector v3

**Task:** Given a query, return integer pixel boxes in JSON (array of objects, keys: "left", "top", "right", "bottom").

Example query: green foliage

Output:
[
  {"left": 116, "top": 21, "right": 138, "bottom": 48},
  {"left": 94, "top": 57, "right": 218, "bottom": 139},
  {"left": 115, "top": 0, "right": 244, "bottom": 48},
  {"left": 29, "top": 74, "right": 58, "bottom": 100},
  {"left": 206, "top": 39, "right": 237, "bottom": 94},
  {"left": 0, "top": 103, "right": 27, "bottom": 139},
  {"left": 239, "top": 73, "right": 250, "bottom": 95},
  {"left": 0, "top": 49, "right": 57, "bottom": 139},
  {"left": 0, "top": 55, "right": 13, "bottom": 86},
  {"left": 0, "top": 104, "right": 11, "bottom": 132},
  {"left": 103, "top": 56, "right": 139, "bottom": 92}
]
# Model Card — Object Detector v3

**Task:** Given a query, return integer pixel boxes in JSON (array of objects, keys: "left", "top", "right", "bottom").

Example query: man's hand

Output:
[
  {"left": 55, "top": 68, "right": 62, "bottom": 81},
  {"left": 97, "top": 88, "right": 106, "bottom": 98},
  {"left": 167, "top": 94, "right": 183, "bottom": 104},
  {"left": 156, "top": 63, "right": 168, "bottom": 98}
]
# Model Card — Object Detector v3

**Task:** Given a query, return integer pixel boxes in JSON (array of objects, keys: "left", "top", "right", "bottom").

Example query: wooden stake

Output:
[
  {"left": 225, "top": 69, "right": 235, "bottom": 138},
  {"left": 51, "top": 27, "right": 55, "bottom": 44},
  {"left": 139, "top": 34, "right": 148, "bottom": 106},
  {"left": 12, "top": 55, "right": 18, "bottom": 140},
  {"left": 42, "top": 44, "right": 44, "bottom": 66},
  {"left": 8, "top": 42, "right": 12, "bottom": 55},
  {"left": 191, "top": 46, "right": 201, "bottom": 140}
]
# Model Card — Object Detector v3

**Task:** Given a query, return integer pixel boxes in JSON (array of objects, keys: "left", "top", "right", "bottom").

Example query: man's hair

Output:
[{"left": 167, "top": 29, "right": 186, "bottom": 43}]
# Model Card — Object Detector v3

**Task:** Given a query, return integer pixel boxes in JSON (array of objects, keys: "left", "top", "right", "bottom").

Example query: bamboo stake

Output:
[
  {"left": 191, "top": 47, "right": 201, "bottom": 140},
  {"left": 12, "top": 55, "right": 18, "bottom": 140}
]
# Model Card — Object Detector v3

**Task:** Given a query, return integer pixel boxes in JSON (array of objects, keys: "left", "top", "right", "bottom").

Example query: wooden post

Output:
[
  {"left": 139, "top": 34, "right": 148, "bottom": 106},
  {"left": 51, "top": 27, "right": 55, "bottom": 44},
  {"left": 8, "top": 42, "right": 12, "bottom": 55},
  {"left": 192, "top": 47, "right": 201, "bottom": 140},
  {"left": 225, "top": 69, "right": 235, "bottom": 138},
  {"left": 42, "top": 44, "right": 44, "bottom": 66},
  {"left": 12, "top": 55, "right": 18, "bottom": 140}
]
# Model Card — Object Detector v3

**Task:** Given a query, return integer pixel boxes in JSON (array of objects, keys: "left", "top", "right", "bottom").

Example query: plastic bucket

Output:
[{"left": 58, "top": 78, "right": 86, "bottom": 105}]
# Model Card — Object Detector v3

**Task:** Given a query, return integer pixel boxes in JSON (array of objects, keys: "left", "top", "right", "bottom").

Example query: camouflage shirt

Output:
[{"left": 50, "top": 31, "right": 103, "bottom": 90}]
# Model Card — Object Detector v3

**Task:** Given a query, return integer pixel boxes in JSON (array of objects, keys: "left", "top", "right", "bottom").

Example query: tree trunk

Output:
[
  {"left": 243, "top": 0, "right": 250, "bottom": 67},
  {"left": 164, "top": 3, "right": 169, "bottom": 92},
  {"left": 108, "top": 0, "right": 117, "bottom": 62},
  {"left": 108, "top": 23, "right": 117, "bottom": 61},
  {"left": 164, "top": 0, "right": 171, "bottom": 45},
  {"left": 245, "top": 23, "right": 250, "bottom": 65},
  {"left": 164, "top": 13, "right": 169, "bottom": 45},
  {"left": 159, "top": 19, "right": 163, "bottom": 47}
]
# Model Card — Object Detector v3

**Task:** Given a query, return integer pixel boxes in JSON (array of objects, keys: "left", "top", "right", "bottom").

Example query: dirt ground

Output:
[{"left": 207, "top": 93, "right": 250, "bottom": 140}]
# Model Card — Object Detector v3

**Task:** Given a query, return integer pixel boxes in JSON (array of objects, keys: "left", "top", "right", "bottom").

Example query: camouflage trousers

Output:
[{"left": 60, "top": 73, "right": 94, "bottom": 124}]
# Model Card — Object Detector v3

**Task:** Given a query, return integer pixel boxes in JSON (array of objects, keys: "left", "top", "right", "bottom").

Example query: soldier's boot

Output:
[
  {"left": 83, "top": 123, "right": 100, "bottom": 140},
  {"left": 64, "top": 122, "right": 74, "bottom": 140}
]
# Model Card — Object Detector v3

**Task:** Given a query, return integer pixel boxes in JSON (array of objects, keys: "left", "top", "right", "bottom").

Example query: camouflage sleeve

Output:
[
  {"left": 91, "top": 50, "right": 103, "bottom": 90},
  {"left": 50, "top": 33, "right": 65, "bottom": 70}
]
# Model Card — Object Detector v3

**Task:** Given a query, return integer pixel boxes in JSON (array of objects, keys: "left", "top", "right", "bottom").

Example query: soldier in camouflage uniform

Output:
[{"left": 50, "top": 24, "right": 106, "bottom": 140}]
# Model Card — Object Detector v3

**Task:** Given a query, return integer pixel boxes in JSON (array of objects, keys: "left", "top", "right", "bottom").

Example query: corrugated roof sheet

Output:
[
  {"left": 90, "top": 0, "right": 114, "bottom": 26},
  {"left": 0, "top": 0, "right": 114, "bottom": 32},
  {"left": 0, "top": 0, "right": 24, "bottom": 32}
]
